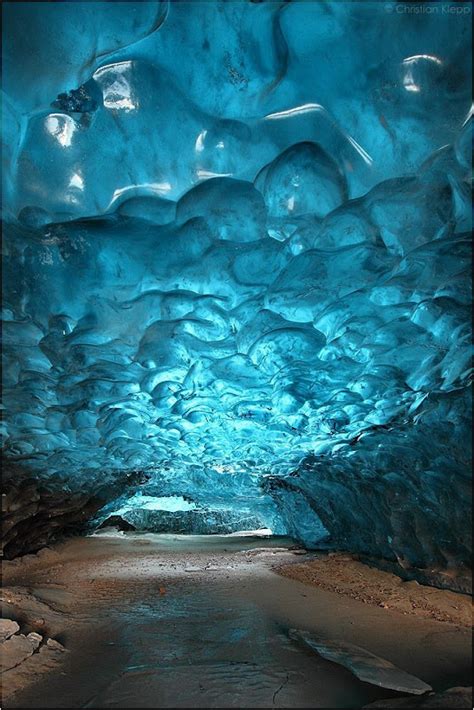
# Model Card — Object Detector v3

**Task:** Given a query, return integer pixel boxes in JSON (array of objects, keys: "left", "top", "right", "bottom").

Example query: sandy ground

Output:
[
  {"left": 1, "top": 533, "right": 472, "bottom": 708},
  {"left": 274, "top": 553, "right": 472, "bottom": 628}
]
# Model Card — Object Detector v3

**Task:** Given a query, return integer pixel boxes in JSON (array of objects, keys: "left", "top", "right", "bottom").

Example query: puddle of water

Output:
[{"left": 77, "top": 585, "right": 392, "bottom": 709}]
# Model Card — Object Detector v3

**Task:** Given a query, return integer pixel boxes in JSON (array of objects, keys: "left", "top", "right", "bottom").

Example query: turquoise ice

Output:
[{"left": 1, "top": 1, "right": 472, "bottom": 573}]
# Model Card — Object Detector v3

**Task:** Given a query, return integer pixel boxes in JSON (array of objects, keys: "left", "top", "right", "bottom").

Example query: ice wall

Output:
[{"left": 1, "top": 1, "right": 472, "bottom": 581}]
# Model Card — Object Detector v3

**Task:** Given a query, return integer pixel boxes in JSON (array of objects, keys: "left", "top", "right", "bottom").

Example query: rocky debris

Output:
[
  {"left": 358, "top": 556, "right": 473, "bottom": 597},
  {"left": 0, "top": 618, "right": 20, "bottom": 641},
  {"left": 1, "top": 475, "right": 105, "bottom": 560},
  {"left": 46, "top": 637, "right": 66, "bottom": 652},
  {"left": 362, "top": 686, "right": 473, "bottom": 708},
  {"left": 1, "top": 615, "right": 68, "bottom": 702},
  {"left": 1, "top": 587, "right": 66, "bottom": 638},
  {"left": 289, "top": 629, "right": 432, "bottom": 695},
  {"left": 1, "top": 631, "right": 42, "bottom": 672}
]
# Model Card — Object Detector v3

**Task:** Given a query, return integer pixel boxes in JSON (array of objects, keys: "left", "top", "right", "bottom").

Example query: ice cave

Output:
[{"left": 1, "top": 1, "right": 472, "bottom": 708}]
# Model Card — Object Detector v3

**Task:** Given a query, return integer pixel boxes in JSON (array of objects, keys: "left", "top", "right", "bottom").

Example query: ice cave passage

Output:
[
  {"left": 1, "top": 1, "right": 472, "bottom": 706},
  {"left": 2, "top": 0, "right": 472, "bottom": 581}
]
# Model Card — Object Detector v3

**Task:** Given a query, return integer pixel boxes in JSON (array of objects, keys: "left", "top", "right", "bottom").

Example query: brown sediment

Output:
[{"left": 274, "top": 552, "right": 473, "bottom": 628}]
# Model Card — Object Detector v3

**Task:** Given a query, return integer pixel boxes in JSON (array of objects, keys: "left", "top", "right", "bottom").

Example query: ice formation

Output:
[{"left": 1, "top": 1, "right": 472, "bottom": 579}]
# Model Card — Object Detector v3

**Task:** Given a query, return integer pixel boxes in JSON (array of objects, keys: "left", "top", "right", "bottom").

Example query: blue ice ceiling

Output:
[{"left": 1, "top": 2, "right": 472, "bottom": 566}]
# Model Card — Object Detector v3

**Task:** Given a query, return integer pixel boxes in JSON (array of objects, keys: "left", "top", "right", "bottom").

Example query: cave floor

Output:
[{"left": 1, "top": 534, "right": 472, "bottom": 709}]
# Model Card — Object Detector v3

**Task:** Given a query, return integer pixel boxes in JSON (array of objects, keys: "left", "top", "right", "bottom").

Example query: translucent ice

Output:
[
  {"left": 255, "top": 142, "right": 347, "bottom": 219},
  {"left": 1, "top": 1, "right": 472, "bottom": 579}
]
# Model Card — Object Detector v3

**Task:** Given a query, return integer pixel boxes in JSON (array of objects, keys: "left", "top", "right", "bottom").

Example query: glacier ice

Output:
[
  {"left": 1, "top": 1, "right": 472, "bottom": 582},
  {"left": 255, "top": 142, "right": 347, "bottom": 219}
]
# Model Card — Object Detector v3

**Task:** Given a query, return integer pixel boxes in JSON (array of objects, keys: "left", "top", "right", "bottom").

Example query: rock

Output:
[
  {"left": 0, "top": 618, "right": 20, "bottom": 641},
  {"left": 1, "top": 632, "right": 42, "bottom": 672},
  {"left": 46, "top": 637, "right": 66, "bottom": 652},
  {"left": 28, "top": 632, "right": 43, "bottom": 643},
  {"left": 289, "top": 629, "right": 432, "bottom": 695}
]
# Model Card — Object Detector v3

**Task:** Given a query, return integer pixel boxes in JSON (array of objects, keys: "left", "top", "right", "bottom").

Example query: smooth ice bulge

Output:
[{"left": 1, "top": 1, "right": 472, "bottom": 581}]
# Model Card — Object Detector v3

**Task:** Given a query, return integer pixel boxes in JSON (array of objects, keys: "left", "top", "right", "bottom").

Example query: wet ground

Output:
[{"left": 2, "top": 534, "right": 472, "bottom": 708}]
